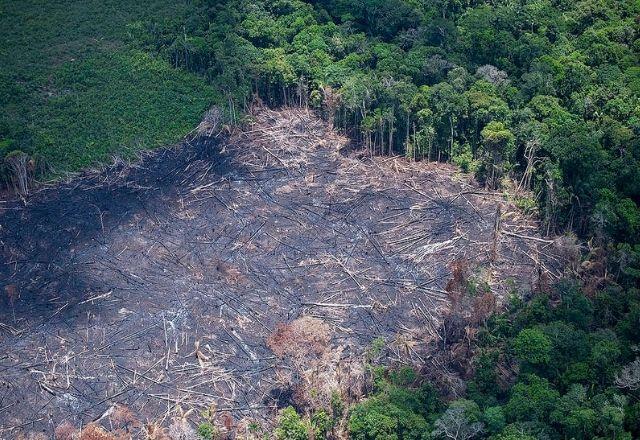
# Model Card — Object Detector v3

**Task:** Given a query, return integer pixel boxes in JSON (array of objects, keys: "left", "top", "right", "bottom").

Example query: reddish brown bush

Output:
[
  {"left": 220, "top": 411, "right": 234, "bottom": 433},
  {"left": 111, "top": 404, "right": 140, "bottom": 431},
  {"left": 267, "top": 316, "right": 330, "bottom": 360},
  {"left": 446, "top": 259, "right": 469, "bottom": 305},
  {"left": 79, "top": 425, "right": 116, "bottom": 440},
  {"left": 267, "top": 317, "right": 339, "bottom": 411},
  {"left": 470, "top": 292, "right": 497, "bottom": 325},
  {"left": 55, "top": 422, "right": 78, "bottom": 440}
]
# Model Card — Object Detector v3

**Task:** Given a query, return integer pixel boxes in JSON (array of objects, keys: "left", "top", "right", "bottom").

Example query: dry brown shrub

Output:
[
  {"left": 443, "top": 260, "right": 497, "bottom": 345},
  {"left": 438, "top": 259, "right": 503, "bottom": 389},
  {"left": 320, "top": 86, "right": 341, "bottom": 127},
  {"left": 579, "top": 242, "right": 609, "bottom": 295},
  {"left": 55, "top": 422, "right": 79, "bottom": 440},
  {"left": 79, "top": 424, "right": 116, "bottom": 440},
  {"left": 470, "top": 292, "right": 497, "bottom": 326},
  {"left": 110, "top": 404, "right": 140, "bottom": 431},
  {"left": 267, "top": 317, "right": 343, "bottom": 411},
  {"left": 446, "top": 259, "right": 469, "bottom": 304},
  {"left": 144, "top": 422, "right": 172, "bottom": 440},
  {"left": 234, "top": 418, "right": 263, "bottom": 440},
  {"left": 196, "top": 106, "right": 223, "bottom": 137},
  {"left": 553, "top": 233, "right": 581, "bottom": 271},
  {"left": 267, "top": 316, "right": 331, "bottom": 360},
  {"left": 4, "top": 150, "right": 31, "bottom": 196},
  {"left": 219, "top": 412, "right": 234, "bottom": 433}
]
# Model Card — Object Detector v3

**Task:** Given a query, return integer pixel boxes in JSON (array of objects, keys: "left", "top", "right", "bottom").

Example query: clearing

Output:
[{"left": 0, "top": 108, "right": 565, "bottom": 437}]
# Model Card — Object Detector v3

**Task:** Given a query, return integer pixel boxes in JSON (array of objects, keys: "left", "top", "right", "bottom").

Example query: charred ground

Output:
[{"left": 0, "top": 108, "right": 566, "bottom": 437}]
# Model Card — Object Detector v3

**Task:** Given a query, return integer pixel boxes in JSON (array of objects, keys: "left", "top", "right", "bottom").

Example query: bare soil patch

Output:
[{"left": 0, "top": 107, "right": 565, "bottom": 437}]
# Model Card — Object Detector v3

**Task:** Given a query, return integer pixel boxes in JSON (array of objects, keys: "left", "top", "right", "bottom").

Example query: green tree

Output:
[
  {"left": 550, "top": 384, "right": 597, "bottom": 439},
  {"left": 505, "top": 375, "right": 560, "bottom": 422},
  {"left": 513, "top": 328, "right": 552, "bottom": 366},
  {"left": 275, "top": 407, "right": 309, "bottom": 440},
  {"left": 479, "top": 121, "right": 515, "bottom": 189}
]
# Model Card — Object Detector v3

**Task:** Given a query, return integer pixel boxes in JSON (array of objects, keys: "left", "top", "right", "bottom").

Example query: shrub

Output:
[
  {"left": 4, "top": 149, "right": 30, "bottom": 195},
  {"left": 311, "top": 410, "right": 332, "bottom": 438},
  {"left": 452, "top": 143, "right": 479, "bottom": 174},
  {"left": 197, "top": 422, "right": 217, "bottom": 440},
  {"left": 514, "top": 195, "right": 537, "bottom": 216},
  {"left": 78, "top": 424, "right": 116, "bottom": 440},
  {"left": 331, "top": 390, "right": 344, "bottom": 419},
  {"left": 275, "top": 407, "right": 309, "bottom": 440}
]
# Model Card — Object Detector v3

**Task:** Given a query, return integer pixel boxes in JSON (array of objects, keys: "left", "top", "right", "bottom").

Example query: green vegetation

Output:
[
  {"left": 348, "top": 373, "right": 441, "bottom": 440},
  {"left": 466, "top": 282, "right": 640, "bottom": 439},
  {"left": 274, "top": 407, "right": 332, "bottom": 440},
  {"left": 33, "top": 50, "right": 217, "bottom": 171},
  {"left": 0, "top": 0, "right": 216, "bottom": 177},
  {"left": 197, "top": 421, "right": 217, "bottom": 440}
]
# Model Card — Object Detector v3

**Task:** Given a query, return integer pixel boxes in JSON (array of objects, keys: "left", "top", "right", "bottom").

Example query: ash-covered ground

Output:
[{"left": 0, "top": 108, "right": 565, "bottom": 437}]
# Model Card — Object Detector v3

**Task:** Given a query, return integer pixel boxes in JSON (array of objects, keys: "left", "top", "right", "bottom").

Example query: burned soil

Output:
[{"left": 0, "top": 108, "right": 566, "bottom": 437}]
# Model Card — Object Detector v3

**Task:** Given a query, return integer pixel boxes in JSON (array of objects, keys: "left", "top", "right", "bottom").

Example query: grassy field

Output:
[{"left": 0, "top": 0, "right": 217, "bottom": 175}]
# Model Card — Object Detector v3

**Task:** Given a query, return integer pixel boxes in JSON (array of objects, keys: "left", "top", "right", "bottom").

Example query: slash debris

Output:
[{"left": 0, "top": 107, "right": 568, "bottom": 436}]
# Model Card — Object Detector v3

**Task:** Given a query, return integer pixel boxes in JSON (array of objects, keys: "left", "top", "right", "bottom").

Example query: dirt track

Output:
[{"left": 0, "top": 108, "right": 563, "bottom": 437}]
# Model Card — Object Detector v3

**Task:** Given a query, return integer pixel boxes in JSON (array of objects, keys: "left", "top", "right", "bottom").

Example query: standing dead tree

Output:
[
  {"left": 195, "top": 106, "right": 223, "bottom": 137},
  {"left": 616, "top": 359, "right": 640, "bottom": 391},
  {"left": 490, "top": 204, "right": 502, "bottom": 263},
  {"left": 518, "top": 139, "right": 540, "bottom": 193},
  {"left": 4, "top": 150, "right": 31, "bottom": 196},
  {"left": 321, "top": 85, "right": 341, "bottom": 129},
  {"left": 432, "top": 407, "right": 483, "bottom": 440}
]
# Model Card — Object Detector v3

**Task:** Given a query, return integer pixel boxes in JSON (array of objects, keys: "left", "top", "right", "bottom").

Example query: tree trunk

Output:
[
  {"left": 449, "top": 115, "right": 454, "bottom": 162},
  {"left": 389, "top": 116, "right": 394, "bottom": 154},
  {"left": 405, "top": 114, "right": 410, "bottom": 154},
  {"left": 5, "top": 152, "right": 30, "bottom": 196}
]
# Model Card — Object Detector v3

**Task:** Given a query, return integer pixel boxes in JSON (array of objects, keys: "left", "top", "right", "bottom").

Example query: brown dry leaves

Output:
[
  {"left": 267, "top": 316, "right": 331, "bottom": 360},
  {"left": 267, "top": 317, "right": 349, "bottom": 410},
  {"left": 53, "top": 405, "right": 140, "bottom": 440}
]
